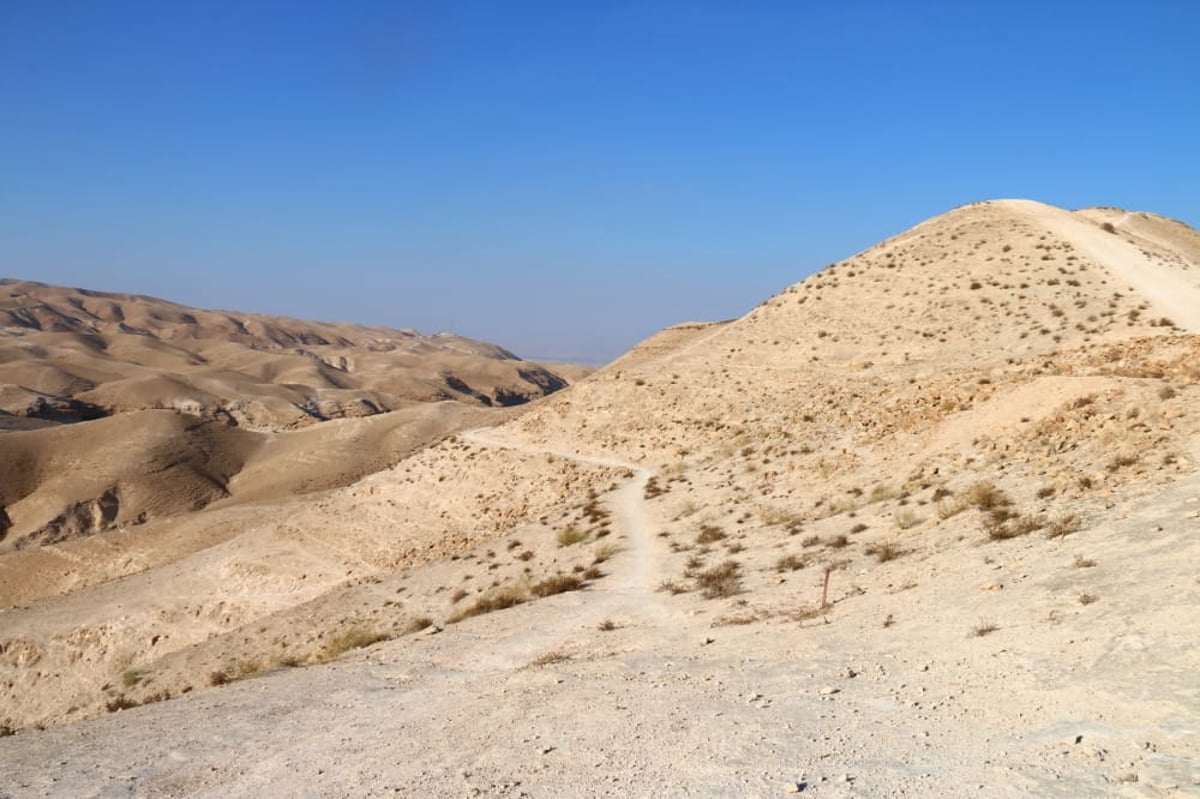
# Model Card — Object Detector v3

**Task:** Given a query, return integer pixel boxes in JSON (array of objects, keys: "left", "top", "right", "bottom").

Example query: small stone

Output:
[
  {"left": 819, "top": 686, "right": 840, "bottom": 696},
  {"left": 782, "top": 781, "right": 801, "bottom": 793}
]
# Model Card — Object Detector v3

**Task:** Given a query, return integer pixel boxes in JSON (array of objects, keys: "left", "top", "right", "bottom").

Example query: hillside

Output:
[
  {"left": 1, "top": 201, "right": 1197, "bottom": 797},
  {"left": 0, "top": 280, "right": 584, "bottom": 551}
]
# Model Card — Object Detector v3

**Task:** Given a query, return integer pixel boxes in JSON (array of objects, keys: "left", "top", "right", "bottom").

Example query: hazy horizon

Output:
[{"left": 3, "top": 1, "right": 1196, "bottom": 362}]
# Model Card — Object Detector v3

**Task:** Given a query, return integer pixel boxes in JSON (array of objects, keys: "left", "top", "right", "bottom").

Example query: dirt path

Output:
[
  {"left": 1008, "top": 200, "right": 1200, "bottom": 333},
  {"left": 461, "top": 427, "right": 670, "bottom": 622}
]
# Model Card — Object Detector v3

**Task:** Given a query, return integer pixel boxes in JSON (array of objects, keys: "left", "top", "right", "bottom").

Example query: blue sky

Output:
[{"left": 2, "top": 1, "right": 1197, "bottom": 362}]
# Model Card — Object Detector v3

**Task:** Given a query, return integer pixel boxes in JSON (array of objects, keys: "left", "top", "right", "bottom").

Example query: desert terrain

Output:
[{"left": 1, "top": 200, "right": 1198, "bottom": 797}]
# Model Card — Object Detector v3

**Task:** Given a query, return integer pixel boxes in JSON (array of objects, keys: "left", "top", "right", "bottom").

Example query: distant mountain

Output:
[{"left": 0, "top": 279, "right": 577, "bottom": 430}]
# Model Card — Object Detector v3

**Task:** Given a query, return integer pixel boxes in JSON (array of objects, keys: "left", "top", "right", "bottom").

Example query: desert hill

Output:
[
  {"left": 1, "top": 200, "right": 1197, "bottom": 797},
  {"left": 0, "top": 279, "right": 583, "bottom": 554},
  {"left": 0, "top": 279, "right": 571, "bottom": 429}
]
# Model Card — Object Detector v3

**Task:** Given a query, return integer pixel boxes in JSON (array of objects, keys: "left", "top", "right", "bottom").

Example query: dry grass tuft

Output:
[
  {"left": 403, "top": 616, "right": 434, "bottom": 634},
  {"left": 530, "top": 651, "right": 570, "bottom": 667},
  {"left": 865, "top": 540, "right": 908, "bottom": 563},
  {"left": 695, "top": 560, "right": 742, "bottom": 598},
  {"left": 530, "top": 574, "right": 585, "bottom": 598},
  {"left": 449, "top": 585, "right": 528, "bottom": 622},
  {"left": 313, "top": 628, "right": 390, "bottom": 662},
  {"left": 557, "top": 525, "right": 588, "bottom": 547},
  {"left": 1045, "top": 514, "right": 1083, "bottom": 540},
  {"left": 775, "top": 554, "right": 806, "bottom": 572},
  {"left": 970, "top": 621, "right": 999, "bottom": 638}
]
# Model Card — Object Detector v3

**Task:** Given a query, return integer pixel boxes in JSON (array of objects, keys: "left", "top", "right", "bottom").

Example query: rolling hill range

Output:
[
  {"left": 1, "top": 200, "right": 1197, "bottom": 797},
  {"left": 0, "top": 280, "right": 583, "bottom": 554}
]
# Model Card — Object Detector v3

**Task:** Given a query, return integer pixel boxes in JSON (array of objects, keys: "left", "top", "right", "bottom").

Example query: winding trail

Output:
[
  {"left": 460, "top": 427, "right": 667, "bottom": 607},
  {"left": 459, "top": 427, "right": 673, "bottom": 653}
]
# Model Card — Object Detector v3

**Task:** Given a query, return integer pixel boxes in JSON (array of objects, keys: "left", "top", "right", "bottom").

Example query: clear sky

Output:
[{"left": 2, "top": 2, "right": 1197, "bottom": 363}]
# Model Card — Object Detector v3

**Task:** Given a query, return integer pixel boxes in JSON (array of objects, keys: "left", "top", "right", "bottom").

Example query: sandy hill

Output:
[
  {"left": 1, "top": 200, "right": 1197, "bottom": 797},
  {"left": 0, "top": 280, "right": 583, "bottom": 553},
  {"left": 0, "top": 279, "right": 572, "bottom": 428}
]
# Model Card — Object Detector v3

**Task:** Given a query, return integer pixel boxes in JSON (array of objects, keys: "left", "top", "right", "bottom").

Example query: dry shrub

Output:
[
  {"left": 403, "top": 616, "right": 434, "bottom": 634},
  {"left": 531, "top": 651, "right": 570, "bottom": 667},
  {"left": 712, "top": 612, "right": 759, "bottom": 627},
  {"left": 105, "top": 696, "right": 140, "bottom": 712},
  {"left": 775, "top": 554, "right": 806, "bottom": 572},
  {"left": 530, "top": 574, "right": 584, "bottom": 598},
  {"left": 865, "top": 540, "right": 907, "bottom": 563},
  {"left": 984, "top": 508, "right": 1045, "bottom": 541},
  {"left": 1046, "top": 514, "right": 1083, "bottom": 540},
  {"left": 449, "top": 586, "right": 528, "bottom": 622},
  {"left": 967, "top": 481, "right": 1009, "bottom": 510},
  {"left": 1106, "top": 452, "right": 1139, "bottom": 472},
  {"left": 314, "top": 628, "right": 390, "bottom": 662},
  {"left": 557, "top": 526, "right": 588, "bottom": 547},
  {"left": 696, "top": 524, "right": 725, "bottom": 544},
  {"left": 592, "top": 543, "right": 621, "bottom": 564},
  {"left": 971, "top": 622, "right": 999, "bottom": 637},
  {"left": 696, "top": 560, "right": 742, "bottom": 598}
]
